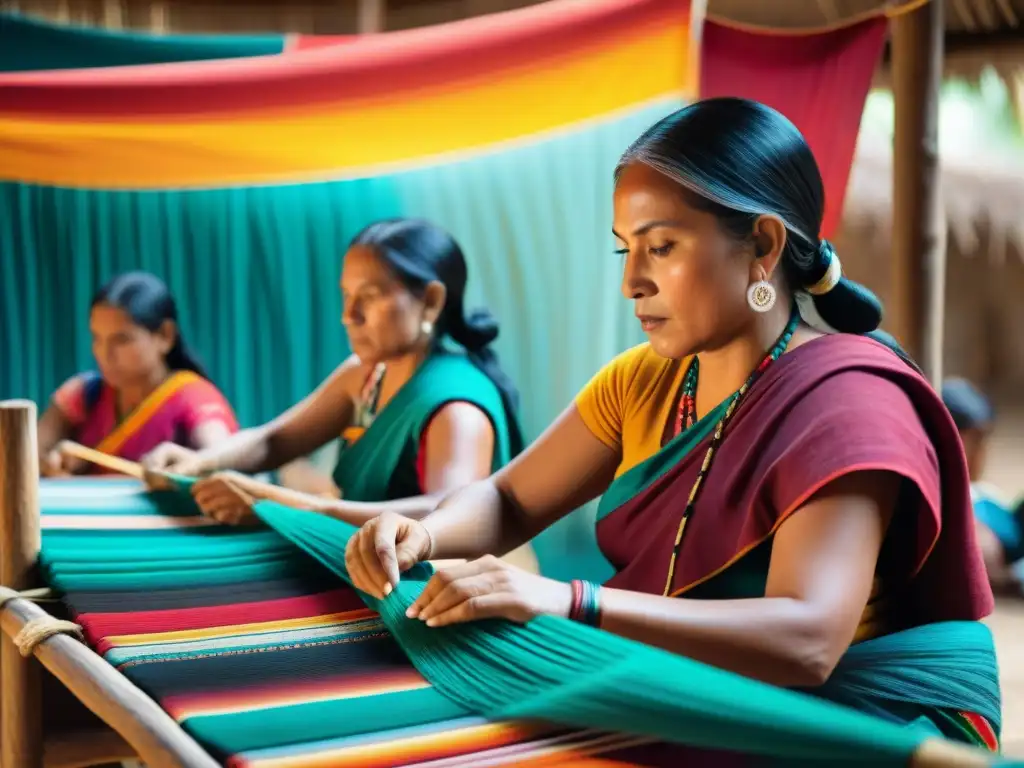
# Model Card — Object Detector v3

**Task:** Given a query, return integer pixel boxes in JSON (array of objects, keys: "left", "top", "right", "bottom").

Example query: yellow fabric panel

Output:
[{"left": 575, "top": 343, "right": 688, "bottom": 477}]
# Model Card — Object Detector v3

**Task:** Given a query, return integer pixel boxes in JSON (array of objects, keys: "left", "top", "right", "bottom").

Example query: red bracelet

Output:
[{"left": 569, "top": 579, "right": 584, "bottom": 621}]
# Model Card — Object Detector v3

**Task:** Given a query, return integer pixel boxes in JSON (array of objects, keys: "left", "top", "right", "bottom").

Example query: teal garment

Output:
[
  {"left": 0, "top": 12, "right": 283, "bottom": 72},
  {"left": 685, "top": 542, "right": 1002, "bottom": 740},
  {"left": 243, "top": 498, "right": 1005, "bottom": 766},
  {"left": 1, "top": 98, "right": 677, "bottom": 580},
  {"left": 816, "top": 622, "right": 1001, "bottom": 740},
  {"left": 332, "top": 351, "right": 520, "bottom": 502},
  {"left": 972, "top": 483, "right": 1024, "bottom": 563}
]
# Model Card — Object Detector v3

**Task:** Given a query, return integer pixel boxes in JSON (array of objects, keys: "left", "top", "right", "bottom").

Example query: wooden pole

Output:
[
  {"left": 357, "top": 0, "right": 386, "bottom": 34},
  {"left": 0, "top": 401, "right": 43, "bottom": 768},
  {"left": 890, "top": 0, "right": 946, "bottom": 384},
  {"left": 0, "top": 591, "right": 219, "bottom": 768}
]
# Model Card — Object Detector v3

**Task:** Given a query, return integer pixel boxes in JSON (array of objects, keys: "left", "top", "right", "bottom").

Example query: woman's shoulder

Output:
[
  {"left": 422, "top": 352, "right": 504, "bottom": 402},
  {"left": 51, "top": 370, "right": 104, "bottom": 423},
  {"left": 172, "top": 373, "right": 238, "bottom": 424},
  {"left": 590, "top": 342, "right": 676, "bottom": 393},
  {"left": 766, "top": 334, "right": 944, "bottom": 452}
]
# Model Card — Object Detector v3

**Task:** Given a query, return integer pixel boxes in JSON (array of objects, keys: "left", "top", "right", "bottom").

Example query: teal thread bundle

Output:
[{"left": 250, "top": 499, "right": 993, "bottom": 765}]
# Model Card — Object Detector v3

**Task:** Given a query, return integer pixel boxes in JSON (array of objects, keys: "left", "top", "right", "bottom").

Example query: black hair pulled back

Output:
[
  {"left": 616, "top": 97, "right": 893, "bottom": 342},
  {"left": 350, "top": 219, "right": 523, "bottom": 453},
  {"left": 91, "top": 271, "right": 209, "bottom": 379}
]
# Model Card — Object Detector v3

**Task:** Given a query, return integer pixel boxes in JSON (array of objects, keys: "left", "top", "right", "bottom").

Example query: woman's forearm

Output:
[
  {"left": 196, "top": 427, "right": 278, "bottom": 474},
  {"left": 236, "top": 475, "right": 445, "bottom": 526},
  {"left": 319, "top": 494, "right": 446, "bottom": 525},
  {"left": 418, "top": 480, "right": 534, "bottom": 560},
  {"left": 598, "top": 589, "right": 835, "bottom": 688}
]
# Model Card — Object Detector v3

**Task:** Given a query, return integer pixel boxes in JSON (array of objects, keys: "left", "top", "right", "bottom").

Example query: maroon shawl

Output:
[{"left": 596, "top": 334, "right": 993, "bottom": 626}]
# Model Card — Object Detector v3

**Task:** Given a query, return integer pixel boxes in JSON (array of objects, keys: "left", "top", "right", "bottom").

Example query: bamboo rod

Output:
[
  {"left": 0, "top": 591, "right": 218, "bottom": 768},
  {"left": 51, "top": 444, "right": 507, "bottom": 570},
  {"left": 0, "top": 400, "right": 43, "bottom": 768},
  {"left": 56, "top": 441, "right": 145, "bottom": 480},
  {"left": 890, "top": 0, "right": 947, "bottom": 384}
]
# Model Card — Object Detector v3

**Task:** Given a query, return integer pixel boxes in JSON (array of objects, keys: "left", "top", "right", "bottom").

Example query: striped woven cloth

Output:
[{"left": 39, "top": 478, "right": 663, "bottom": 767}]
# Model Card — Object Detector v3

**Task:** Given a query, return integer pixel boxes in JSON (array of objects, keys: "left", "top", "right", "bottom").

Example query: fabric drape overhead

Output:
[
  {"left": 0, "top": 12, "right": 285, "bottom": 72},
  {"left": 0, "top": 0, "right": 695, "bottom": 188}
]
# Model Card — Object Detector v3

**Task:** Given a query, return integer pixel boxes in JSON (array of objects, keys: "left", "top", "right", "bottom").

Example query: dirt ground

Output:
[
  {"left": 991, "top": 602, "right": 1024, "bottom": 755},
  {"left": 980, "top": 407, "right": 1023, "bottom": 755}
]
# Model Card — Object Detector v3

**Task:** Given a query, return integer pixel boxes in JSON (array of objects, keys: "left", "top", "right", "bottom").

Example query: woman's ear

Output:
[
  {"left": 422, "top": 280, "right": 447, "bottom": 325},
  {"left": 155, "top": 319, "right": 177, "bottom": 355},
  {"left": 750, "top": 215, "right": 788, "bottom": 281}
]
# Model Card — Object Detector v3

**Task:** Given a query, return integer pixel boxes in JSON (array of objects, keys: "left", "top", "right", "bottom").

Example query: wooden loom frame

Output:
[{"left": 0, "top": 398, "right": 1001, "bottom": 768}]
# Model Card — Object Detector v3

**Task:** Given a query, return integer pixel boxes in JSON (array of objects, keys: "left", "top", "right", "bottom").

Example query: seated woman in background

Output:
[
  {"left": 943, "top": 377, "right": 1024, "bottom": 594},
  {"left": 38, "top": 271, "right": 238, "bottom": 477},
  {"left": 143, "top": 219, "right": 529, "bottom": 552},
  {"left": 348, "top": 98, "right": 1001, "bottom": 761}
]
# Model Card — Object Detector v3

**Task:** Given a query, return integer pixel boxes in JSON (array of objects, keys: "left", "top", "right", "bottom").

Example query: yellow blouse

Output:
[{"left": 574, "top": 343, "right": 687, "bottom": 477}]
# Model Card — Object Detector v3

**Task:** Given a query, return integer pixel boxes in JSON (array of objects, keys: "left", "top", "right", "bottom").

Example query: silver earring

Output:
[
  {"left": 746, "top": 281, "right": 776, "bottom": 313},
  {"left": 421, "top": 319, "right": 434, "bottom": 336}
]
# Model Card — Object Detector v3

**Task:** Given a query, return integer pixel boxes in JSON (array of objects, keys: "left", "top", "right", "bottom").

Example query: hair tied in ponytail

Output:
[
  {"left": 450, "top": 307, "right": 500, "bottom": 352},
  {"left": 805, "top": 240, "right": 842, "bottom": 296}
]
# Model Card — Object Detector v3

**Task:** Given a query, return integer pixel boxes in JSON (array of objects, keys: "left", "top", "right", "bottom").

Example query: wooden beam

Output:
[
  {"left": 0, "top": 592, "right": 219, "bottom": 768},
  {"left": 0, "top": 402, "right": 218, "bottom": 768},
  {"left": 1010, "top": 70, "right": 1024, "bottom": 132},
  {"left": 889, "top": 0, "right": 946, "bottom": 383},
  {"left": 358, "top": 0, "right": 386, "bottom": 33},
  {"left": 0, "top": 400, "right": 43, "bottom": 768},
  {"left": 43, "top": 728, "right": 135, "bottom": 768}
]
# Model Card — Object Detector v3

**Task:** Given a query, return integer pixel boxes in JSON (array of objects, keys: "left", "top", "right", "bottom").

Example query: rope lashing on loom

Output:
[{"left": 0, "top": 585, "right": 84, "bottom": 657}]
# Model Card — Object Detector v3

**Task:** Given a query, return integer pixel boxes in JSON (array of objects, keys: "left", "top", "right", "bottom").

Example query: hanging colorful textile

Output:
[
  {"left": 38, "top": 478, "right": 1004, "bottom": 767},
  {"left": 0, "top": 0, "right": 697, "bottom": 188}
]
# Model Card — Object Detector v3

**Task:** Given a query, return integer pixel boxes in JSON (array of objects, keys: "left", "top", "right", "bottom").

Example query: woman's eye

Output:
[
  {"left": 613, "top": 248, "right": 628, "bottom": 257},
  {"left": 649, "top": 243, "right": 675, "bottom": 256}
]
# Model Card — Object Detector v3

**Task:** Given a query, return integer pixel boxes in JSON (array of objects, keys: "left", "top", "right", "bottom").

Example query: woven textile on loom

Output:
[
  {"left": 38, "top": 477, "right": 994, "bottom": 767},
  {"left": 40, "top": 478, "right": 662, "bottom": 767}
]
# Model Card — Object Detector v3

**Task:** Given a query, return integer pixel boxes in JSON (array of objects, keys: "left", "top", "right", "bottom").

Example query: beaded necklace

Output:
[{"left": 662, "top": 307, "right": 802, "bottom": 596}]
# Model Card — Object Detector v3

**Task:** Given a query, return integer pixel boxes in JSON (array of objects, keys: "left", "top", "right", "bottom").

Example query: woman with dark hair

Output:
[
  {"left": 38, "top": 271, "right": 239, "bottom": 476},
  {"left": 346, "top": 98, "right": 1001, "bottom": 760},
  {"left": 143, "top": 218, "right": 526, "bottom": 540},
  {"left": 943, "top": 377, "right": 1024, "bottom": 593}
]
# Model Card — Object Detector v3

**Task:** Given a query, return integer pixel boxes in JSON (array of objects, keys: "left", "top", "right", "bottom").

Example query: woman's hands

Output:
[
  {"left": 345, "top": 512, "right": 434, "bottom": 598},
  {"left": 40, "top": 448, "right": 86, "bottom": 477},
  {"left": 190, "top": 471, "right": 262, "bottom": 526},
  {"left": 141, "top": 442, "right": 210, "bottom": 478},
  {"left": 141, "top": 444, "right": 259, "bottom": 524},
  {"left": 345, "top": 512, "right": 572, "bottom": 626},
  {"left": 406, "top": 557, "right": 572, "bottom": 627}
]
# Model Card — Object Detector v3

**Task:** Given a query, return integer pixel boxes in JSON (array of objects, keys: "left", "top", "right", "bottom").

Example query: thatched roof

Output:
[
  {"left": 5, "top": 0, "right": 1024, "bottom": 46},
  {"left": 843, "top": 129, "right": 1024, "bottom": 262},
  {"left": 708, "top": 0, "right": 1022, "bottom": 33},
  {"left": 708, "top": 0, "right": 1024, "bottom": 80}
]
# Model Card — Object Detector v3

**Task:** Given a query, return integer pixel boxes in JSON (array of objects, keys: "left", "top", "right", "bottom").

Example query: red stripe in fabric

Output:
[
  {"left": 78, "top": 589, "right": 363, "bottom": 645},
  {"left": 959, "top": 711, "right": 999, "bottom": 752},
  {"left": 289, "top": 35, "right": 357, "bottom": 51},
  {"left": 700, "top": 18, "right": 888, "bottom": 238},
  {"left": 0, "top": 0, "right": 682, "bottom": 119}
]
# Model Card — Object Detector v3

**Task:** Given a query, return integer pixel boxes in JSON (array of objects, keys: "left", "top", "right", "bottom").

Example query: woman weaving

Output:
[
  {"left": 143, "top": 218, "right": 525, "bottom": 531},
  {"left": 37, "top": 271, "right": 238, "bottom": 477},
  {"left": 347, "top": 99, "right": 1001, "bottom": 759}
]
